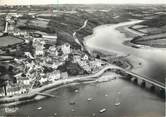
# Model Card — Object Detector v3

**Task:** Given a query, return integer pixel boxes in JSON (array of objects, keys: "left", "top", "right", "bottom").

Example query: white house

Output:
[
  {"left": 82, "top": 54, "right": 89, "bottom": 61},
  {"left": 73, "top": 55, "right": 81, "bottom": 63},
  {"left": 43, "top": 35, "right": 57, "bottom": 40},
  {"left": 35, "top": 42, "right": 45, "bottom": 56},
  {"left": 24, "top": 52, "right": 34, "bottom": 59},
  {"left": 52, "top": 62, "right": 59, "bottom": 69},
  {"left": 62, "top": 55, "right": 69, "bottom": 61},
  {"left": 61, "top": 72, "right": 68, "bottom": 79},
  {"left": 49, "top": 46, "right": 59, "bottom": 56},
  {"left": 48, "top": 71, "right": 61, "bottom": 81},
  {"left": 61, "top": 43, "right": 71, "bottom": 55},
  {"left": 21, "top": 77, "right": 31, "bottom": 86},
  {"left": 39, "top": 78, "right": 48, "bottom": 84}
]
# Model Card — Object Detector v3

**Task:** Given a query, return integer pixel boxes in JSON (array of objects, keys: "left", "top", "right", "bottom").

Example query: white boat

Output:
[
  {"left": 99, "top": 108, "right": 106, "bottom": 113},
  {"left": 115, "top": 102, "right": 120, "bottom": 106},
  {"left": 88, "top": 98, "right": 93, "bottom": 101},
  {"left": 37, "top": 107, "right": 42, "bottom": 110}
]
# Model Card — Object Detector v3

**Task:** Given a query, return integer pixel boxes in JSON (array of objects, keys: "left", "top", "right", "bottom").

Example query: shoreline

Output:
[
  {"left": 85, "top": 19, "right": 166, "bottom": 84},
  {"left": 131, "top": 36, "right": 166, "bottom": 48},
  {"left": 83, "top": 20, "right": 144, "bottom": 70},
  {"left": 0, "top": 77, "right": 94, "bottom": 107},
  {"left": 0, "top": 77, "right": 92, "bottom": 106},
  {"left": 0, "top": 66, "right": 119, "bottom": 107}
]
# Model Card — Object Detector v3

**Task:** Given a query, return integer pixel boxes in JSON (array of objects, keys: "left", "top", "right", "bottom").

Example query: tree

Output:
[{"left": 0, "top": 64, "right": 16, "bottom": 96}]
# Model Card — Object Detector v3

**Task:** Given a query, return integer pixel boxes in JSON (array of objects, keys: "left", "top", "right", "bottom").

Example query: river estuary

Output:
[
  {"left": 85, "top": 20, "right": 166, "bottom": 83},
  {"left": 0, "top": 20, "right": 165, "bottom": 117}
]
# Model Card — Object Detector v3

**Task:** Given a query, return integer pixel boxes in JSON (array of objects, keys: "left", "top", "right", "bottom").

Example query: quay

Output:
[{"left": 36, "top": 93, "right": 56, "bottom": 98}]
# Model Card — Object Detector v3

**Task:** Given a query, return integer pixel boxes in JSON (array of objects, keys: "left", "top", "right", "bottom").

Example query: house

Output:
[
  {"left": 42, "top": 34, "right": 57, "bottom": 45},
  {"left": 82, "top": 65, "right": 91, "bottom": 73},
  {"left": 73, "top": 55, "right": 81, "bottom": 63},
  {"left": 32, "top": 38, "right": 42, "bottom": 46},
  {"left": 8, "top": 25, "right": 14, "bottom": 32},
  {"left": 5, "top": 15, "right": 11, "bottom": 22},
  {"left": 61, "top": 72, "right": 68, "bottom": 79},
  {"left": 35, "top": 41, "right": 45, "bottom": 56},
  {"left": 6, "top": 83, "right": 21, "bottom": 96},
  {"left": 16, "top": 73, "right": 31, "bottom": 86},
  {"left": 79, "top": 60, "right": 87, "bottom": 66},
  {"left": 48, "top": 70, "right": 61, "bottom": 81},
  {"left": 45, "top": 57, "right": 53, "bottom": 64},
  {"left": 6, "top": 79, "right": 30, "bottom": 96},
  {"left": 25, "top": 61, "right": 35, "bottom": 74},
  {"left": 39, "top": 77, "right": 48, "bottom": 84},
  {"left": 61, "top": 43, "right": 71, "bottom": 55},
  {"left": 49, "top": 46, "right": 59, "bottom": 56},
  {"left": 24, "top": 52, "right": 34, "bottom": 59},
  {"left": 81, "top": 54, "right": 89, "bottom": 61},
  {"left": 49, "top": 46, "right": 56, "bottom": 51},
  {"left": 52, "top": 62, "right": 62, "bottom": 69},
  {"left": 43, "top": 35, "right": 57, "bottom": 40},
  {"left": 94, "top": 59, "right": 105, "bottom": 67},
  {"left": 62, "top": 54, "right": 69, "bottom": 61},
  {"left": 79, "top": 61, "right": 91, "bottom": 73},
  {"left": 22, "top": 77, "right": 30, "bottom": 85}
]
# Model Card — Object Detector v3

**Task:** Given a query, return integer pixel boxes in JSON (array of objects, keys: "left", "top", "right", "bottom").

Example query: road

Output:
[{"left": 89, "top": 64, "right": 165, "bottom": 89}]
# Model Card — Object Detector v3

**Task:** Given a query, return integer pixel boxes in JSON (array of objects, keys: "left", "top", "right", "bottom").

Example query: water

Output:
[
  {"left": 0, "top": 77, "right": 164, "bottom": 117},
  {"left": 85, "top": 20, "right": 166, "bottom": 83}
]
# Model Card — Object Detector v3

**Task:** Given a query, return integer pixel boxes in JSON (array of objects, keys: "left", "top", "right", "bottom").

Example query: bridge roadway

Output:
[{"left": 93, "top": 64, "right": 165, "bottom": 89}]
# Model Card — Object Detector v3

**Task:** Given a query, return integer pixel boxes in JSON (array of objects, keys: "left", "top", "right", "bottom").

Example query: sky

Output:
[{"left": 0, "top": 0, "right": 166, "bottom": 5}]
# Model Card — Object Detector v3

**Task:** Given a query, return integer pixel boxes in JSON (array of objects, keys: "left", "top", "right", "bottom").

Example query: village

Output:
[{"left": 0, "top": 14, "right": 107, "bottom": 97}]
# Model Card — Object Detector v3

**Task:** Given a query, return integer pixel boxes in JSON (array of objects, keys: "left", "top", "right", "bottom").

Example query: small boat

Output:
[
  {"left": 71, "top": 109, "right": 75, "bottom": 112},
  {"left": 37, "top": 107, "right": 42, "bottom": 110},
  {"left": 88, "top": 98, "right": 93, "bottom": 101},
  {"left": 115, "top": 102, "right": 120, "bottom": 106},
  {"left": 105, "top": 94, "right": 108, "bottom": 97},
  {"left": 74, "top": 90, "right": 79, "bottom": 93},
  {"left": 99, "top": 108, "right": 106, "bottom": 113}
]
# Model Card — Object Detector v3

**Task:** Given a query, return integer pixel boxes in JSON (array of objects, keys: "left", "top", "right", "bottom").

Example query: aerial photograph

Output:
[{"left": 0, "top": 0, "right": 165, "bottom": 117}]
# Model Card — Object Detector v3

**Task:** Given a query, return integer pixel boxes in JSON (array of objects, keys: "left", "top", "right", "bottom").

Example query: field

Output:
[
  {"left": 15, "top": 4, "right": 166, "bottom": 49},
  {"left": 1, "top": 4, "right": 166, "bottom": 48},
  {"left": 0, "top": 36, "right": 23, "bottom": 47},
  {"left": 131, "top": 33, "right": 166, "bottom": 47},
  {"left": 130, "top": 14, "right": 166, "bottom": 48}
]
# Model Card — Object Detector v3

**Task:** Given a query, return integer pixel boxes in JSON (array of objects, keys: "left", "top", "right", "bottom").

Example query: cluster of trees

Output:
[
  {"left": 57, "top": 61, "right": 88, "bottom": 76},
  {"left": 0, "top": 64, "right": 16, "bottom": 96}
]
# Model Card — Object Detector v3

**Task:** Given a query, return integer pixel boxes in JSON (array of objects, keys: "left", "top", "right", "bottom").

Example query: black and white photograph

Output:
[{"left": 0, "top": 0, "right": 165, "bottom": 117}]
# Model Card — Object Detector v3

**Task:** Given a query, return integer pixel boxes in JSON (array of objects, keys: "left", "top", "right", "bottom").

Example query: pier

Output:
[{"left": 37, "top": 93, "right": 56, "bottom": 98}]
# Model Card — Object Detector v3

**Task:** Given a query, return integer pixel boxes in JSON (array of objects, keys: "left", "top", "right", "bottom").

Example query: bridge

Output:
[
  {"left": 93, "top": 64, "right": 165, "bottom": 90},
  {"left": 123, "top": 70, "right": 165, "bottom": 89}
]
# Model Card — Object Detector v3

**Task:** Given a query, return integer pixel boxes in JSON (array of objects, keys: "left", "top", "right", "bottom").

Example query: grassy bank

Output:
[
  {"left": 129, "top": 14, "right": 166, "bottom": 48},
  {"left": 131, "top": 33, "right": 166, "bottom": 48}
]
